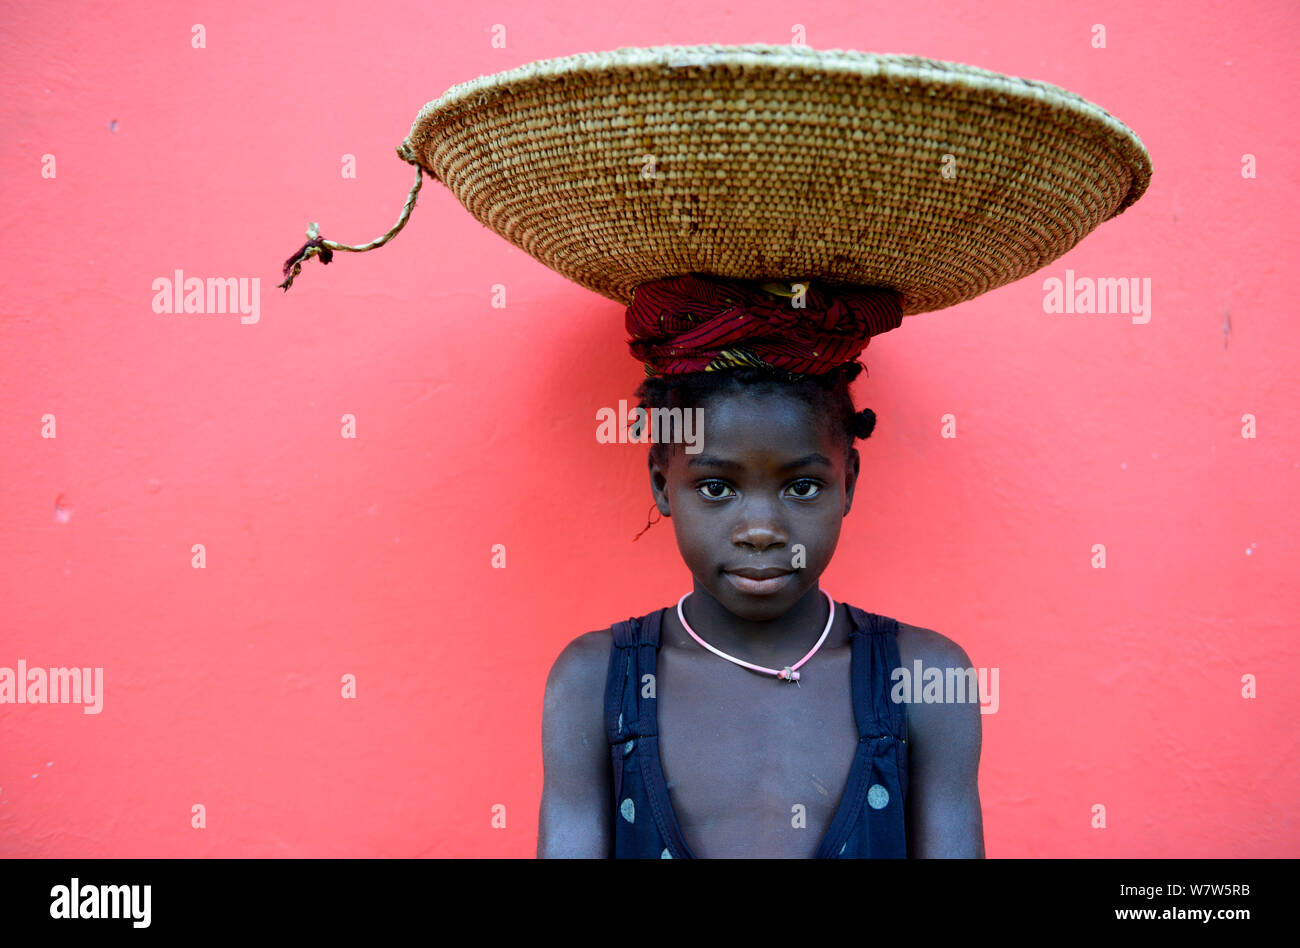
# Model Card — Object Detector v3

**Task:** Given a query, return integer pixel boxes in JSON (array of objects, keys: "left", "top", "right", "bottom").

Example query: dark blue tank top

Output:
[{"left": 603, "top": 601, "right": 909, "bottom": 858}]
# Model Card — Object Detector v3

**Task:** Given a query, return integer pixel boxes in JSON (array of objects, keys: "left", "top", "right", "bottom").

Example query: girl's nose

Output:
[{"left": 732, "top": 511, "right": 788, "bottom": 551}]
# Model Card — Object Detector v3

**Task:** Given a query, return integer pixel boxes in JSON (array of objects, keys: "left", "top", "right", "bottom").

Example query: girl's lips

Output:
[{"left": 724, "top": 570, "right": 795, "bottom": 596}]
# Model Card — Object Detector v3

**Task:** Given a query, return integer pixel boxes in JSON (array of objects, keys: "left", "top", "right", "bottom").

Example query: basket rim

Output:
[{"left": 398, "top": 43, "right": 1152, "bottom": 212}]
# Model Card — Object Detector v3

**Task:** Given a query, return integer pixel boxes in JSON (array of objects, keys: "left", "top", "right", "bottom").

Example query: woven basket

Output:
[{"left": 393, "top": 43, "right": 1151, "bottom": 316}]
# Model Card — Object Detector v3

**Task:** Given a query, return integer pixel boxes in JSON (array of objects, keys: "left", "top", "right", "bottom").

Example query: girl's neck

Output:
[{"left": 663, "top": 583, "right": 850, "bottom": 664}]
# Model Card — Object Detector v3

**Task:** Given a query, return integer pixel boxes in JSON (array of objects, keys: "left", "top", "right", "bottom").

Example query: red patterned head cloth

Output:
[{"left": 626, "top": 273, "right": 903, "bottom": 377}]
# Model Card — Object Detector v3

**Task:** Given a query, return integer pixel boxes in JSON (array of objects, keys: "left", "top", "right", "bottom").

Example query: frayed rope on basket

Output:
[{"left": 278, "top": 144, "right": 427, "bottom": 291}]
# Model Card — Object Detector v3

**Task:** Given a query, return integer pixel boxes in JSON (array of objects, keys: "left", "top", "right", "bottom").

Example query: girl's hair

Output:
[{"left": 632, "top": 360, "right": 876, "bottom": 471}]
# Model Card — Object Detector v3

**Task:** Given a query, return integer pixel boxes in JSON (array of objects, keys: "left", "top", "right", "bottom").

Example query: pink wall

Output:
[{"left": 1, "top": 0, "right": 1296, "bottom": 857}]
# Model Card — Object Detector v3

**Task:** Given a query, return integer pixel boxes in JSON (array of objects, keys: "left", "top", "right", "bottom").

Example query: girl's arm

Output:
[
  {"left": 537, "top": 630, "right": 614, "bottom": 858},
  {"left": 897, "top": 624, "right": 986, "bottom": 858}
]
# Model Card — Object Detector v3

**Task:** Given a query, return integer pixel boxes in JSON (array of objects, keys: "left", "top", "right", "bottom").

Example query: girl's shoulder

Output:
[
  {"left": 546, "top": 627, "right": 613, "bottom": 687},
  {"left": 546, "top": 602, "right": 669, "bottom": 678},
  {"left": 839, "top": 602, "right": 972, "bottom": 669},
  {"left": 890, "top": 619, "right": 974, "bottom": 671}
]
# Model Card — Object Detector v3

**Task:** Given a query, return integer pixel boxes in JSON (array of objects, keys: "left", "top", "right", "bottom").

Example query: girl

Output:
[
  {"left": 277, "top": 43, "right": 1149, "bottom": 858},
  {"left": 537, "top": 274, "right": 984, "bottom": 858}
]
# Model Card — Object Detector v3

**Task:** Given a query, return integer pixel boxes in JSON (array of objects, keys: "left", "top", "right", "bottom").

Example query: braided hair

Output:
[{"left": 632, "top": 359, "right": 876, "bottom": 471}]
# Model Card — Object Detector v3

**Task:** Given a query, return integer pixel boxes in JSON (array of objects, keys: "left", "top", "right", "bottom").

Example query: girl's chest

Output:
[{"left": 653, "top": 646, "right": 860, "bottom": 858}]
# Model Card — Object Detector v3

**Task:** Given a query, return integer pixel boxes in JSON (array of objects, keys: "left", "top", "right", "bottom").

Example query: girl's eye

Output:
[
  {"left": 696, "top": 480, "right": 735, "bottom": 500},
  {"left": 786, "top": 479, "right": 822, "bottom": 499}
]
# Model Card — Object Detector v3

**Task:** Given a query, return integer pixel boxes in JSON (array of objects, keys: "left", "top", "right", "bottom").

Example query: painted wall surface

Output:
[{"left": 1, "top": 0, "right": 1296, "bottom": 858}]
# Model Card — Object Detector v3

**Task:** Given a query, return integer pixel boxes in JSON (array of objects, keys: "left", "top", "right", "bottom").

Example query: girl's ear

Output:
[
  {"left": 647, "top": 450, "right": 672, "bottom": 516},
  {"left": 842, "top": 446, "right": 861, "bottom": 517}
]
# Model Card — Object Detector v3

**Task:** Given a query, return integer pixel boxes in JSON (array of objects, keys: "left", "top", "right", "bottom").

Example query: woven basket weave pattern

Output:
[{"left": 399, "top": 45, "right": 1150, "bottom": 315}]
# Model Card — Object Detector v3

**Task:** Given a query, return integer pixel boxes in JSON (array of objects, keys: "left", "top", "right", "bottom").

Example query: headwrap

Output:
[{"left": 625, "top": 274, "right": 903, "bottom": 377}]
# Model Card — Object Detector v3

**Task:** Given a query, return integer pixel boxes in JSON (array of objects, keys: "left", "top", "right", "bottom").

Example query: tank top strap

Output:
[
  {"left": 603, "top": 609, "right": 684, "bottom": 858},
  {"left": 843, "top": 604, "right": 907, "bottom": 740},
  {"left": 843, "top": 603, "right": 910, "bottom": 805},
  {"left": 603, "top": 609, "right": 664, "bottom": 744}
]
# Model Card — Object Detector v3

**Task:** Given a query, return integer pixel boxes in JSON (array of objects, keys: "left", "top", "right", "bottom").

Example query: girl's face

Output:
[{"left": 648, "top": 390, "right": 860, "bottom": 622}]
